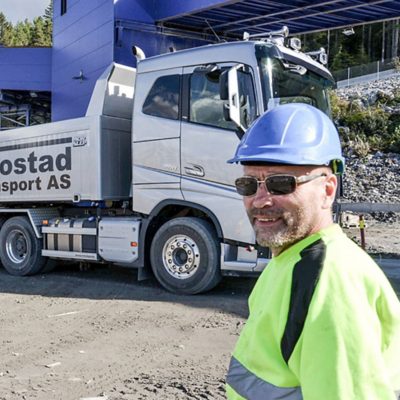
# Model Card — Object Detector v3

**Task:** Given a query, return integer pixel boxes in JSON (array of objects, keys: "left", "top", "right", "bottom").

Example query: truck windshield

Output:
[{"left": 258, "top": 55, "right": 334, "bottom": 116}]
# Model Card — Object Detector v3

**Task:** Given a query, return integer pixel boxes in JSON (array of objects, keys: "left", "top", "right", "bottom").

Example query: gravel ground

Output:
[
  {"left": 0, "top": 260, "right": 399, "bottom": 400},
  {"left": 0, "top": 265, "right": 253, "bottom": 400},
  {"left": 343, "top": 220, "right": 400, "bottom": 257}
]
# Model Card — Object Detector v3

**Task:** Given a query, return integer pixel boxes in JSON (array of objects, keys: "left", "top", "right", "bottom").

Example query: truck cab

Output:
[{"left": 130, "top": 35, "right": 334, "bottom": 292}]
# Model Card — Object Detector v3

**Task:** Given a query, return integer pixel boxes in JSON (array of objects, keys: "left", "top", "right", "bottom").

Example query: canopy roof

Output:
[{"left": 157, "top": 0, "right": 400, "bottom": 37}]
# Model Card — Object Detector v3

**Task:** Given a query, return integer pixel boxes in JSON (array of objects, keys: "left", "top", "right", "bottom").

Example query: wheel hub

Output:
[
  {"left": 162, "top": 235, "right": 200, "bottom": 279},
  {"left": 6, "top": 229, "right": 28, "bottom": 265}
]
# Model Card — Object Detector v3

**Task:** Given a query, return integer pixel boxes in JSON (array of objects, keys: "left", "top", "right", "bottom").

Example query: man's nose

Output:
[{"left": 252, "top": 182, "right": 274, "bottom": 208}]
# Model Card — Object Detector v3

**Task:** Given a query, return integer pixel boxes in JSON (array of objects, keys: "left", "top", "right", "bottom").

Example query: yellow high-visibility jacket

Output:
[{"left": 226, "top": 224, "right": 400, "bottom": 400}]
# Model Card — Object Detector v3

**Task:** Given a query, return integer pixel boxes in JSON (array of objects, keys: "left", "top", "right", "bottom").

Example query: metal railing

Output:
[
  {"left": 333, "top": 58, "right": 399, "bottom": 87},
  {"left": 335, "top": 202, "right": 400, "bottom": 272}
]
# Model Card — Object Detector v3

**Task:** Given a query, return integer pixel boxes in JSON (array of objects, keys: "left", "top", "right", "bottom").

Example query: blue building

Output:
[
  {"left": 0, "top": 0, "right": 399, "bottom": 126},
  {"left": 51, "top": 0, "right": 216, "bottom": 121}
]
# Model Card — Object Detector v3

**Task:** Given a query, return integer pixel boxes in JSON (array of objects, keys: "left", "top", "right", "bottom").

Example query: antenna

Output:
[{"left": 205, "top": 19, "right": 222, "bottom": 42}]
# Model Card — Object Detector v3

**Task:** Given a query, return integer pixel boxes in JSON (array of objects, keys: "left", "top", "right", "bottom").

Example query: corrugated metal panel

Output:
[
  {"left": 52, "top": 0, "right": 114, "bottom": 122},
  {"left": 0, "top": 48, "right": 51, "bottom": 91}
]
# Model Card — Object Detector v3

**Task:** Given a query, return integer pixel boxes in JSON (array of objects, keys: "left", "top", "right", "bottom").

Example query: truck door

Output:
[
  {"left": 132, "top": 67, "right": 183, "bottom": 213},
  {"left": 180, "top": 64, "right": 257, "bottom": 237}
]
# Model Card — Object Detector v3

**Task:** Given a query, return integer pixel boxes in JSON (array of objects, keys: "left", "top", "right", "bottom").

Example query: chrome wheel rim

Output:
[
  {"left": 162, "top": 234, "right": 200, "bottom": 279},
  {"left": 6, "top": 229, "right": 29, "bottom": 267}
]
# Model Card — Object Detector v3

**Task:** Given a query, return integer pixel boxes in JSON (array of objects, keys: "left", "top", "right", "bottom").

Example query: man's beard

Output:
[{"left": 248, "top": 206, "right": 311, "bottom": 253}]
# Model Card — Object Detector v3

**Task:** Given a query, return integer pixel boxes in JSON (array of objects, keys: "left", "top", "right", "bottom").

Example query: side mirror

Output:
[
  {"left": 219, "top": 68, "right": 249, "bottom": 106},
  {"left": 220, "top": 64, "right": 253, "bottom": 136},
  {"left": 227, "top": 64, "right": 246, "bottom": 133}
]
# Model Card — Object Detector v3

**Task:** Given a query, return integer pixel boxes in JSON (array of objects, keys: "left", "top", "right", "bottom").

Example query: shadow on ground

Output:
[
  {"left": 0, "top": 262, "right": 256, "bottom": 318},
  {"left": 1, "top": 259, "right": 399, "bottom": 318}
]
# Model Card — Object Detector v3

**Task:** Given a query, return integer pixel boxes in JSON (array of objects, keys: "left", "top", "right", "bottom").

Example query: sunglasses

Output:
[{"left": 235, "top": 173, "right": 327, "bottom": 196}]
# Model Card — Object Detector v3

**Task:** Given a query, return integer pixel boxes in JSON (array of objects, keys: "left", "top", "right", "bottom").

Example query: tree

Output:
[
  {"left": 43, "top": 0, "right": 53, "bottom": 45},
  {"left": 302, "top": 19, "right": 400, "bottom": 73},
  {"left": 31, "top": 17, "right": 47, "bottom": 46},
  {"left": 331, "top": 45, "right": 354, "bottom": 71},
  {"left": 0, "top": 1, "right": 52, "bottom": 47},
  {"left": 0, "top": 12, "right": 13, "bottom": 46},
  {"left": 11, "top": 20, "right": 32, "bottom": 46},
  {"left": 0, "top": 11, "right": 6, "bottom": 36},
  {"left": 44, "top": 0, "right": 53, "bottom": 23}
]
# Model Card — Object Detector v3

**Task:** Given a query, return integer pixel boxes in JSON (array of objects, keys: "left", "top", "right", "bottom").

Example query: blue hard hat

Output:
[{"left": 228, "top": 103, "right": 345, "bottom": 174}]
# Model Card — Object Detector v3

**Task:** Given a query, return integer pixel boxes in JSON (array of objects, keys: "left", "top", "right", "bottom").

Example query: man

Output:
[{"left": 226, "top": 103, "right": 400, "bottom": 400}]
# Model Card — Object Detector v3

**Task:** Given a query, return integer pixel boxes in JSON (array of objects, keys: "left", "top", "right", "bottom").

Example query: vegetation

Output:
[
  {"left": 330, "top": 90, "right": 400, "bottom": 156},
  {"left": 0, "top": 0, "right": 52, "bottom": 46},
  {"left": 300, "top": 20, "right": 400, "bottom": 156},
  {"left": 302, "top": 20, "right": 400, "bottom": 71}
]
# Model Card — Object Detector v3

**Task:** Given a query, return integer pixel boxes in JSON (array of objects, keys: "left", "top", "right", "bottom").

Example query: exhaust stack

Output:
[{"left": 132, "top": 46, "right": 146, "bottom": 62}]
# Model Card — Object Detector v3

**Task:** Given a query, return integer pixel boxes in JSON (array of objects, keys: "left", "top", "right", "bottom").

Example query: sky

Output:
[{"left": 0, "top": 0, "right": 50, "bottom": 24}]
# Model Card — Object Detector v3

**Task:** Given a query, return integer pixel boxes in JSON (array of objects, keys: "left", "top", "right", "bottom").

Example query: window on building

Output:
[
  {"left": 142, "top": 75, "right": 181, "bottom": 120},
  {"left": 61, "top": 0, "right": 67, "bottom": 15}
]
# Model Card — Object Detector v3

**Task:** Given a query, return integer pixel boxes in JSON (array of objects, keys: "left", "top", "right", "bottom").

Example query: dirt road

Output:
[
  {"left": 1, "top": 255, "right": 399, "bottom": 400},
  {"left": 0, "top": 265, "right": 255, "bottom": 400}
]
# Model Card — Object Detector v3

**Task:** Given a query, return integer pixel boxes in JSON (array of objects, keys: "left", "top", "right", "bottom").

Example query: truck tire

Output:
[
  {"left": 0, "top": 216, "right": 46, "bottom": 276},
  {"left": 150, "top": 217, "right": 221, "bottom": 294},
  {"left": 0, "top": 217, "right": 6, "bottom": 230}
]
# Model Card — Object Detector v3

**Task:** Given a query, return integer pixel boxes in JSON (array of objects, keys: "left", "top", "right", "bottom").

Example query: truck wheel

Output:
[
  {"left": 150, "top": 217, "right": 221, "bottom": 294},
  {"left": 0, "top": 216, "right": 46, "bottom": 276}
]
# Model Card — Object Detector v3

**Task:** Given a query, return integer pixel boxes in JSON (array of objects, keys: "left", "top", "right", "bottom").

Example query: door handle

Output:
[{"left": 184, "top": 164, "right": 205, "bottom": 177}]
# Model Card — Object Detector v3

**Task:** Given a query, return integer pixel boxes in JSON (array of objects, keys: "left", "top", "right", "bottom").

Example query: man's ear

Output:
[{"left": 322, "top": 174, "right": 338, "bottom": 209}]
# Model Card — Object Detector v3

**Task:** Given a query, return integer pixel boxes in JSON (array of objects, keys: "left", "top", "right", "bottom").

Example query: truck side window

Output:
[
  {"left": 189, "top": 71, "right": 235, "bottom": 130},
  {"left": 189, "top": 68, "right": 256, "bottom": 130},
  {"left": 142, "top": 75, "right": 180, "bottom": 120}
]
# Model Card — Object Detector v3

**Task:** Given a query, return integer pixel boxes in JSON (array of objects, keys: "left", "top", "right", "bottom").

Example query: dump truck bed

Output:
[
  {"left": 0, "top": 115, "right": 132, "bottom": 203},
  {"left": 0, "top": 63, "right": 135, "bottom": 204}
]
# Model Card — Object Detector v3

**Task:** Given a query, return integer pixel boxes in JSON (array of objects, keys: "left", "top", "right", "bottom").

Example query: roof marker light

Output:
[{"left": 289, "top": 37, "right": 301, "bottom": 51}]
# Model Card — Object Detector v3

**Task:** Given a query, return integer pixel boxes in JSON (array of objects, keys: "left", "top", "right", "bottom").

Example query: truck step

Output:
[
  {"left": 222, "top": 258, "right": 268, "bottom": 272},
  {"left": 42, "top": 249, "right": 99, "bottom": 261}
]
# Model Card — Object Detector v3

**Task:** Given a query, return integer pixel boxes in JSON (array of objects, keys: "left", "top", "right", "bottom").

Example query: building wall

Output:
[
  {"left": 0, "top": 48, "right": 51, "bottom": 91},
  {"left": 51, "top": 0, "right": 211, "bottom": 121},
  {"left": 114, "top": 0, "right": 212, "bottom": 68},
  {"left": 114, "top": 0, "right": 154, "bottom": 24},
  {"left": 113, "top": 20, "right": 211, "bottom": 69},
  {"left": 52, "top": 0, "right": 114, "bottom": 121}
]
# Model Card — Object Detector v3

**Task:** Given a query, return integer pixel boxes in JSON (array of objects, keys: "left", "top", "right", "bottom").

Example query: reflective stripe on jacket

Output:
[
  {"left": 227, "top": 356, "right": 302, "bottom": 399},
  {"left": 226, "top": 224, "right": 400, "bottom": 400}
]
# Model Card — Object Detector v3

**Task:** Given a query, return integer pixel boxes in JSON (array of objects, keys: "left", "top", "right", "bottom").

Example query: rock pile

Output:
[
  {"left": 336, "top": 74, "right": 400, "bottom": 110},
  {"left": 342, "top": 152, "right": 400, "bottom": 203},
  {"left": 336, "top": 75, "right": 400, "bottom": 220}
]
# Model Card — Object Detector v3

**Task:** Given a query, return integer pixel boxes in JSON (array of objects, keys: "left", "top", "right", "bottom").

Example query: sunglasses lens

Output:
[
  {"left": 266, "top": 175, "right": 296, "bottom": 195},
  {"left": 235, "top": 177, "right": 258, "bottom": 196}
]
